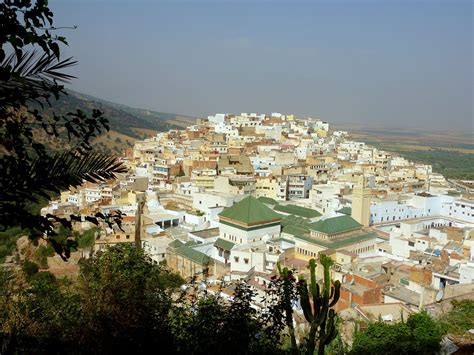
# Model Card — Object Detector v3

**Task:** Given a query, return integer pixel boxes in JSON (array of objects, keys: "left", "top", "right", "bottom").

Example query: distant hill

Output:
[{"left": 35, "top": 90, "right": 197, "bottom": 154}]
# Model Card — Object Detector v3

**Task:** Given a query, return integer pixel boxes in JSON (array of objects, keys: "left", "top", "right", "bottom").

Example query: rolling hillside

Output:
[{"left": 36, "top": 90, "right": 197, "bottom": 154}]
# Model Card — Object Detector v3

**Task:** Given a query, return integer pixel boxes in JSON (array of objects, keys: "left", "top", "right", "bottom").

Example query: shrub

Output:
[
  {"left": 350, "top": 311, "right": 444, "bottom": 355},
  {"left": 22, "top": 260, "right": 39, "bottom": 278}
]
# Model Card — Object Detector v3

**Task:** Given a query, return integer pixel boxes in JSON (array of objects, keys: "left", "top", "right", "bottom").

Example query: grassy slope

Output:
[{"left": 33, "top": 90, "right": 197, "bottom": 154}]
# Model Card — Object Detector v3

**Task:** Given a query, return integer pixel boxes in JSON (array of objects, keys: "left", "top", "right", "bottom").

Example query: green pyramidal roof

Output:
[
  {"left": 308, "top": 215, "right": 362, "bottom": 235},
  {"left": 337, "top": 207, "right": 352, "bottom": 216},
  {"left": 219, "top": 195, "right": 282, "bottom": 226}
]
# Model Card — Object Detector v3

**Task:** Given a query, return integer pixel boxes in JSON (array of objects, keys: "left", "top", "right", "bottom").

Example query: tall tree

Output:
[{"left": 0, "top": 0, "right": 127, "bottom": 255}]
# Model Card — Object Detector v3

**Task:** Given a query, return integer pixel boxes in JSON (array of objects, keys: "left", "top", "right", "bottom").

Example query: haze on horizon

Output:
[{"left": 53, "top": 0, "right": 472, "bottom": 131}]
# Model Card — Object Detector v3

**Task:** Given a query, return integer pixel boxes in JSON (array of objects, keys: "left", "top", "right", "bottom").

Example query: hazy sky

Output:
[{"left": 52, "top": 0, "right": 472, "bottom": 130}]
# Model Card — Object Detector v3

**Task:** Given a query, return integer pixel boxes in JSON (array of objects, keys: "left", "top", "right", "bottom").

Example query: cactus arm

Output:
[
  {"left": 329, "top": 280, "right": 341, "bottom": 307},
  {"left": 298, "top": 279, "right": 313, "bottom": 323},
  {"left": 324, "top": 309, "right": 337, "bottom": 345}
]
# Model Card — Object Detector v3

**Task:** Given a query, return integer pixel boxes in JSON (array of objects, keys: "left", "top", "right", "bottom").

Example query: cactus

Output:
[
  {"left": 276, "top": 262, "right": 298, "bottom": 355},
  {"left": 298, "top": 255, "right": 341, "bottom": 355}
]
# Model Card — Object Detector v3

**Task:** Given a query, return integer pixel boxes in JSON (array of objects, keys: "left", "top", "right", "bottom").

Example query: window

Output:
[
  {"left": 244, "top": 258, "right": 249, "bottom": 264},
  {"left": 126, "top": 235, "right": 130, "bottom": 239},
  {"left": 408, "top": 241, "right": 415, "bottom": 247},
  {"left": 234, "top": 257, "right": 239, "bottom": 263}
]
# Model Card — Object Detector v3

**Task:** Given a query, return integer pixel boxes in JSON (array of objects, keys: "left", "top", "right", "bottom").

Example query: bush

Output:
[
  {"left": 22, "top": 260, "right": 39, "bottom": 278},
  {"left": 350, "top": 311, "right": 444, "bottom": 355},
  {"left": 77, "top": 228, "right": 97, "bottom": 249},
  {"left": 34, "top": 245, "right": 55, "bottom": 268},
  {"left": 0, "top": 227, "right": 23, "bottom": 263},
  {"left": 439, "top": 300, "right": 474, "bottom": 337},
  {"left": 30, "top": 271, "right": 57, "bottom": 285}
]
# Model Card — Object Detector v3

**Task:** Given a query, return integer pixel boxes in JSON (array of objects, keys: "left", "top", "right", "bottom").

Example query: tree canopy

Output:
[{"left": 0, "top": 0, "right": 127, "bottom": 257}]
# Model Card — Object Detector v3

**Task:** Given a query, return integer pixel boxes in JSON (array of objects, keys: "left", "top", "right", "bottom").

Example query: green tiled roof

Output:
[
  {"left": 294, "top": 231, "right": 377, "bottom": 249},
  {"left": 281, "top": 214, "right": 311, "bottom": 227},
  {"left": 308, "top": 215, "right": 362, "bottom": 235},
  {"left": 337, "top": 207, "right": 352, "bottom": 215},
  {"left": 168, "top": 239, "right": 184, "bottom": 248},
  {"left": 174, "top": 245, "right": 211, "bottom": 265},
  {"left": 214, "top": 238, "right": 235, "bottom": 251},
  {"left": 219, "top": 195, "right": 282, "bottom": 226},
  {"left": 282, "top": 224, "right": 310, "bottom": 236},
  {"left": 257, "top": 196, "right": 278, "bottom": 205},
  {"left": 274, "top": 204, "right": 321, "bottom": 218}
]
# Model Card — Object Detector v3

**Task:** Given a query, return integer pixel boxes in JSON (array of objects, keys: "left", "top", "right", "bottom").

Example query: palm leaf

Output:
[
  {"left": 0, "top": 51, "right": 76, "bottom": 106},
  {"left": 30, "top": 150, "right": 128, "bottom": 191},
  {"left": 1, "top": 150, "right": 127, "bottom": 203}
]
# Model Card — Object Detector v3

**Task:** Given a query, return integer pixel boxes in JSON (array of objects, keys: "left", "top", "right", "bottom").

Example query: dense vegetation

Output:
[
  {"left": 350, "top": 311, "right": 445, "bottom": 355},
  {"left": 393, "top": 149, "right": 474, "bottom": 180},
  {"left": 0, "top": 245, "right": 283, "bottom": 354},
  {"left": 439, "top": 299, "right": 474, "bottom": 340},
  {"left": 0, "top": 228, "right": 23, "bottom": 264},
  {"left": 1, "top": 0, "right": 128, "bottom": 259},
  {"left": 2, "top": 243, "right": 470, "bottom": 354}
]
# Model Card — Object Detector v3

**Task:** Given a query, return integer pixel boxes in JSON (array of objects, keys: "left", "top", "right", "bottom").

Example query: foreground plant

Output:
[{"left": 271, "top": 256, "right": 341, "bottom": 355}]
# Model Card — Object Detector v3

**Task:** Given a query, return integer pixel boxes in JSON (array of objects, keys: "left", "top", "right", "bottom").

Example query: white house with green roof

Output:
[
  {"left": 218, "top": 195, "right": 282, "bottom": 245},
  {"left": 281, "top": 214, "right": 378, "bottom": 261}
]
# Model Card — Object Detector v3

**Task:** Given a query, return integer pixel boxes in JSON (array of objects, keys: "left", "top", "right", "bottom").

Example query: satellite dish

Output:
[{"left": 435, "top": 290, "right": 444, "bottom": 302}]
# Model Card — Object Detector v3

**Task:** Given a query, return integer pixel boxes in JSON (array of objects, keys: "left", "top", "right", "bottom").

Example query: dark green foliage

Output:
[
  {"left": 350, "top": 311, "right": 445, "bottom": 355},
  {"left": 0, "top": 244, "right": 293, "bottom": 354},
  {"left": 0, "top": 0, "right": 127, "bottom": 259},
  {"left": 4, "top": 270, "right": 79, "bottom": 353},
  {"left": 22, "top": 260, "right": 39, "bottom": 278},
  {"left": 30, "top": 271, "right": 56, "bottom": 285},
  {"left": 0, "top": 227, "right": 23, "bottom": 262},
  {"left": 439, "top": 299, "right": 474, "bottom": 337},
  {"left": 76, "top": 244, "right": 179, "bottom": 352},
  {"left": 76, "top": 228, "right": 97, "bottom": 249},
  {"left": 1, "top": 244, "right": 185, "bottom": 354},
  {"left": 34, "top": 244, "right": 54, "bottom": 268},
  {"left": 169, "top": 282, "right": 280, "bottom": 354}
]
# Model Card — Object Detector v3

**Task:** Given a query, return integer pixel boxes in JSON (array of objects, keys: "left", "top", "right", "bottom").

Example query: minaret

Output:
[{"left": 351, "top": 175, "right": 371, "bottom": 227}]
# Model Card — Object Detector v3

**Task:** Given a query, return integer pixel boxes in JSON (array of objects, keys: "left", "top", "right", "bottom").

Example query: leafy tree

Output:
[
  {"left": 2, "top": 269, "right": 80, "bottom": 353},
  {"left": 0, "top": 0, "right": 127, "bottom": 258},
  {"left": 77, "top": 244, "right": 184, "bottom": 353},
  {"left": 76, "top": 228, "right": 97, "bottom": 249},
  {"left": 169, "top": 282, "right": 280, "bottom": 354},
  {"left": 350, "top": 311, "right": 445, "bottom": 355}
]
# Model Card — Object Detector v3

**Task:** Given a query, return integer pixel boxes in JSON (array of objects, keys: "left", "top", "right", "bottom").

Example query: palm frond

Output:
[
  {"left": 1, "top": 151, "right": 128, "bottom": 203},
  {"left": 2, "top": 51, "right": 77, "bottom": 83},
  {"left": 0, "top": 51, "right": 77, "bottom": 106},
  {"left": 30, "top": 150, "right": 128, "bottom": 191}
]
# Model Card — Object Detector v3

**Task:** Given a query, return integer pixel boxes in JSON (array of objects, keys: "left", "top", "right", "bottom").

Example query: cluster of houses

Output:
[{"left": 44, "top": 112, "right": 474, "bottom": 324}]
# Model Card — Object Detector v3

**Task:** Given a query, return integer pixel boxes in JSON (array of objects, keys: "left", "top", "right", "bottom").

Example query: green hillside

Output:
[
  {"left": 32, "top": 90, "right": 197, "bottom": 154},
  {"left": 40, "top": 90, "right": 196, "bottom": 139}
]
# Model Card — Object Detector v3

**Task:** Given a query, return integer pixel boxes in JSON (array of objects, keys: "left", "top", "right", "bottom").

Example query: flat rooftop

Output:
[
  {"left": 383, "top": 286, "right": 421, "bottom": 306},
  {"left": 189, "top": 227, "right": 220, "bottom": 239}
]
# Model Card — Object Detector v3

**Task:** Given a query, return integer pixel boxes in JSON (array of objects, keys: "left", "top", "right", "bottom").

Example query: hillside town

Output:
[{"left": 45, "top": 112, "right": 474, "bottom": 323}]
